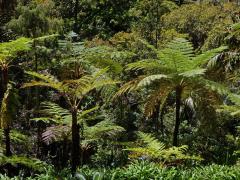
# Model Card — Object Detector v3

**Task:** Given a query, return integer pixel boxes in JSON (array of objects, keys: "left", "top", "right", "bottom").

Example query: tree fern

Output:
[{"left": 117, "top": 38, "right": 228, "bottom": 146}]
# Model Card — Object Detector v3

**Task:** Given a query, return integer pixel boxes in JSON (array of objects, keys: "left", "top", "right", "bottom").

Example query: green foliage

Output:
[
  {"left": 119, "top": 38, "right": 227, "bottom": 117},
  {"left": 162, "top": 3, "right": 239, "bottom": 49},
  {"left": 126, "top": 132, "right": 202, "bottom": 164},
  {"left": 129, "top": 0, "right": 177, "bottom": 45},
  {"left": 0, "top": 155, "right": 49, "bottom": 172},
  {"left": 7, "top": 0, "right": 63, "bottom": 37},
  {"left": 0, "top": 37, "right": 31, "bottom": 64}
]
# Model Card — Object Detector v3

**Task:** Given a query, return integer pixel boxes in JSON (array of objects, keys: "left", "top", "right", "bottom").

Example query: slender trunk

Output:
[
  {"left": 34, "top": 40, "right": 42, "bottom": 157},
  {"left": 71, "top": 106, "right": 80, "bottom": 175},
  {"left": 160, "top": 108, "right": 164, "bottom": 137},
  {"left": 2, "top": 67, "right": 12, "bottom": 156},
  {"left": 153, "top": 103, "right": 160, "bottom": 133},
  {"left": 173, "top": 86, "right": 182, "bottom": 146},
  {"left": 4, "top": 127, "right": 11, "bottom": 156},
  {"left": 62, "top": 136, "right": 68, "bottom": 169},
  {"left": 74, "top": 0, "right": 79, "bottom": 32}
]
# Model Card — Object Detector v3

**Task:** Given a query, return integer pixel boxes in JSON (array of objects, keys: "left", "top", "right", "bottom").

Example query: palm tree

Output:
[
  {"left": 116, "top": 38, "right": 228, "bottom": 146},
  {"left": 22, "top": 68, "right": 118, "bottom": 174},
  {"left": 0, "top": 37, "right": 30, "bottom": 156}
]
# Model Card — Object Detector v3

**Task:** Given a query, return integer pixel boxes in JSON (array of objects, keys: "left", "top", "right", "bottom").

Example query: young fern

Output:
[{"left": 126, "top": 132, "right": 202, "bottom": 164}]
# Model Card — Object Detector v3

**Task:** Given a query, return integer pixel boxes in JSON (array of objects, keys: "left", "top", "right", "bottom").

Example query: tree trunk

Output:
[
  {"left": 160, "top": 108, "right": 164, "bottom": 137},
  {"left": 4, "top": 127, "right": 11, "bottom": 156},
  {"left": 2, "top": 67, "right": 12, "bottom": 156},
  {"left": 71, "top": 106, "right": 80, "bottom": 175},
  {"left": 0, "top": 0, "right": 16, "bottom": 14},
  {"left": 73, "top": 0, "right": 79, "bottom": 32},
  {"left": 173, "top": 86, "right": 182, "bottom": 146}
]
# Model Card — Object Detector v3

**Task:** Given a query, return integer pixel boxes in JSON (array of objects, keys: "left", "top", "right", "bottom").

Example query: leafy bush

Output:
[{"left": 2, "top": 161, "right": 240, "bottom": 179}]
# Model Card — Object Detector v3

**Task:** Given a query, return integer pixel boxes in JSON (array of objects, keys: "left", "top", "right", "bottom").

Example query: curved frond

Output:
[
  {"left": 144, "top": 86, "right": 173, "bottom": 117},
  {"left": 126, "top": 59, "right": 161, "bottom": 71},
  {"left": 0, "top": 37, "right": 31, "bottom": 62},
  {"left": 193, "top": 46, "right": 228, "bottom": 67},
  {"left": 114, "top": 76, "right": 146, "bottom": 98},
  {"left": 22, "top": 71, "right": 63, "bottom": 92},
  {"left": 179, "top": 68, "right": 206, "bottom": 77},
  {"left": 138, "top": 74, "right": 169, "bottom": 87}
]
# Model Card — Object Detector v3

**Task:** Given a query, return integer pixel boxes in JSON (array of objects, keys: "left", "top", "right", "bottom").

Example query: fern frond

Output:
[
  {"left": 113, "top": 76, "right": 146, "bottom": 98},
  {"left": 179, "top": 68, "right": 206, "bottom": 77},
  {"left": 158, "top": 38, "right": 194, "bottom": 72},
  {"left": 193, "top": 46, "right": 227, "bottom": 67},
  {"left": 42, "top": 125, "right": 70, "bottom": 144},
  {"left": 137, "top": 74, "right": 169, "bottom": 87},
  {"left": 85, "top": 120, "right": 125, "bottom": 139},
  {"left": 202, "top": 79, "right": 230, "bottom": 95},
  {"left": 0, "top": 37, "right": 31, "bottom": 62},
  {"left": 0, "top": 155, "right": 49, "bottom": 172},
  {"left": 126, "top": 59, "right": 161, "bottom": 71},
  {"left": 166, "top": 38, "right": 194, "bottom": 58},
  {"left": 144, "top": 86, "right": 173, "bottom": 117},
  {"left": 22, "top": 71, "right": 63, "bottom": 92},
  {"left": 138, "top": 132, "right": 165, "bottom": 151}
]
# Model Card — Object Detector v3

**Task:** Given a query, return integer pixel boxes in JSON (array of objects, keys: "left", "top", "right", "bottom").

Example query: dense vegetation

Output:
[{"left": 1, "top": 0, "right": 240, "bottom": 179}]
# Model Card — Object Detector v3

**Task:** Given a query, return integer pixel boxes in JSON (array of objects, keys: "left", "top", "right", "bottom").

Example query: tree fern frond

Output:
[
  {"left": 138, "top": 132, "right": 165, "bottom": 151},
  {"left": 24, "top": 71, "right": 60, "bottom": 84},
  {"left": 228, "top": 94, "right": 240, "bottom": 105},
  {"left": 166, "top": 38, "right": 194, "bottom": 58},
  {"left": 126, "top": 59, "right": 161, "bottom": 71},
  {"left": 0, "top": 129, "right": 28, "bottom": 143},
  {"left": 0, "top": 37, "right": 31, "bottom": 62},
  {"left": 179, "top": 68, "right": 206, "bottom": 77},
  {"left": 78, "top": 106, "right": 99, "bottom": 123},
  {"left": 202, "top": 79, "right": 230, "bottom": 95},
  {"left": 113, "top": 76, "right": 146, "bottom": 98},
  {"left": 193, "top": 46, "right": 227, "bottom": 67},
  {"left": 42, "top": 125, "right": 70, "bottom": 145},
  {"left": 138, "top": 39, "right": 158, "bottom": 54},
  {"left": 22, "top": 71, "right": 63, "bottom": 92},
  {"left": 85, "top": 120, "right": 125, "bottom": 139},
  {"left": 0, "top": 155, "right": 49, "bottom": 172},
  {"left": 137, "top": 74, "right": 169, "bottom": 87},
  {"left": 144, "top": 87, "right": 173, "bottom": 117}
]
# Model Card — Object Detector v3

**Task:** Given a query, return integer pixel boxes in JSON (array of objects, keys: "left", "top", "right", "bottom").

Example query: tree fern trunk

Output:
[
  {"left": 173, "top": 86, "right": 182, "bottom": 146},
  {"left": 4, "top": 126, "right": 11, "bottom": 156},
  {"left": 2, "top": 67, "right": 12, "bottom": 156},
  {"left": 74, "top": 0, "right": 79, "bottom": 32},
  {"left": 71, "top": 106, "right": 80, "bottom": 175}
]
